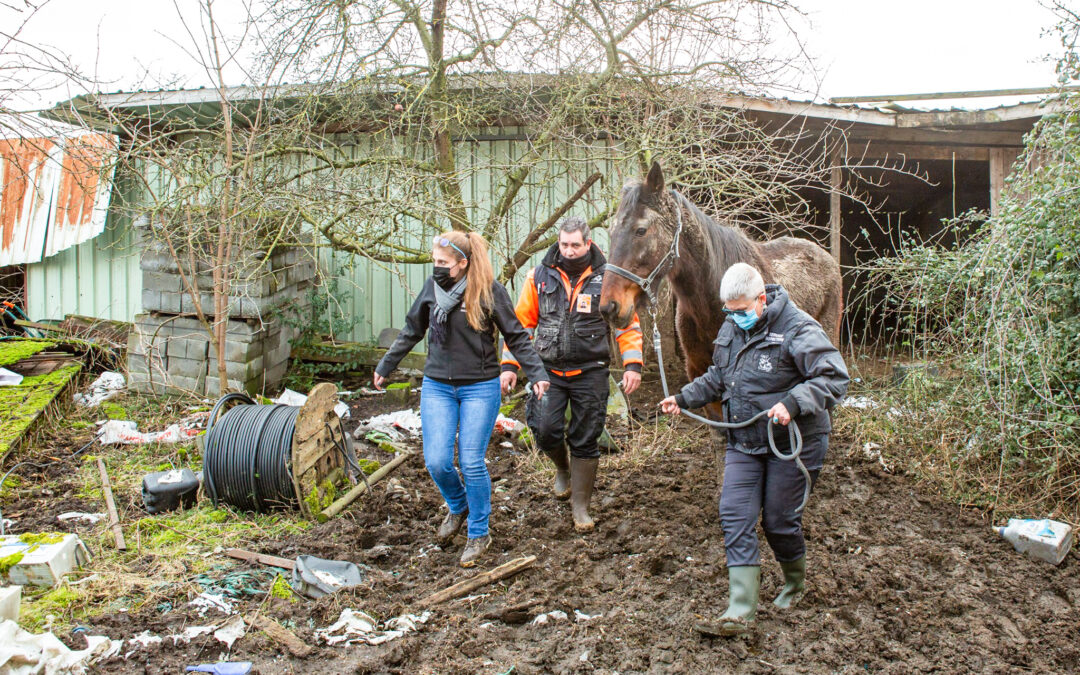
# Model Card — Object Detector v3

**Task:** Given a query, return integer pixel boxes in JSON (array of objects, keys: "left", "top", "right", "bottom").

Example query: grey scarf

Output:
[{"left": 430, "top": 276, "right": 468, "bottom": 346}]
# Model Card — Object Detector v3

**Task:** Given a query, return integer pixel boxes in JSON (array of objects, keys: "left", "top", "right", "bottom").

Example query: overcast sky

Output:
[{"left": 7, "top": 0, "right": 1066, "bottom": 112}]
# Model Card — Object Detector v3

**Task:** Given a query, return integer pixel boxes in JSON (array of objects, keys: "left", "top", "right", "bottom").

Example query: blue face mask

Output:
[{"left": 730, "top": 309, "right": 759, "bottom": 330}]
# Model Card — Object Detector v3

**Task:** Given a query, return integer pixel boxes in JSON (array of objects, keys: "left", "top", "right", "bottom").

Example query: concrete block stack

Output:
[{"left": 127, "top": 244, "right": 315, "bottom": 397}]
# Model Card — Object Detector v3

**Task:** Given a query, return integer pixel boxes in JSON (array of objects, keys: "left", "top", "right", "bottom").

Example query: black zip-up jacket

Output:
[
  {"left": 375, "top": 277, "right": 549, "bottom": 385},
  {"left": 675, "top": 285, "right": 849, "bottom": 454}
]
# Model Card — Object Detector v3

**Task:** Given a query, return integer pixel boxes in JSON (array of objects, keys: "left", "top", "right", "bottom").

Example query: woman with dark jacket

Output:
[
  {"left": 660, "top": 263, "right": 848, "bottom": 636},
  {"left": 375, "top": 231, "right": 549, "bottom": 567}
]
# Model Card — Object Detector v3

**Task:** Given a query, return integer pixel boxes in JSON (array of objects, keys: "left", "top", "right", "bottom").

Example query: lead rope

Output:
[{"left": 634, "top": 226, "right": 813, "bottom": 511}]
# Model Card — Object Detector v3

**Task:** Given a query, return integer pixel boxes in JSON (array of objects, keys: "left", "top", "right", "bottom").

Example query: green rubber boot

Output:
[
  {"left": 694, "top": 566, "right": 760, "bottom": 637},
  {"left": 773, "top": 557, "right": 806, "bottom": 609}
]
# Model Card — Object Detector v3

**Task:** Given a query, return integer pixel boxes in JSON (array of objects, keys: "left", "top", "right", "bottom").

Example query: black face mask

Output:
[
  {"left": 560, "top": 253, "right": 590, "bottom": 276},
  {"left": 433, "top": 265, "right": 455, "bottom": 289}
]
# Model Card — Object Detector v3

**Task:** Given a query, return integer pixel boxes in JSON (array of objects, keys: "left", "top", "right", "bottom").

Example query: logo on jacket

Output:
[{"left": 757, "top": 354, "right": 773, "bottom": 372}]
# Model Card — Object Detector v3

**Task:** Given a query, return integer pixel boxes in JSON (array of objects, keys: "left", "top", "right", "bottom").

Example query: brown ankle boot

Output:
[
  {"left": 436, "top": 510, "right": 467, "bottom": 546},
  {"left": 544, "top": 444, "right": 571, "bottom": 500},
  {"left": 570, "top": 456, "right": 599, "bottom": 532}
]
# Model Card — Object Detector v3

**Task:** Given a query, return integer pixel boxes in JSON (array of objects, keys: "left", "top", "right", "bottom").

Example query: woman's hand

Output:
[
  {"left": 373, "top": 373, "right": 388, "bottom": 390},
  {"left": 500, "top": 371, "right": 518, "bottom": 395},
  {"left": 532, "top": 380, "right": 550, "bottom": 400},
  {"left": 766, "top": 401, "right": 791, "bottom": 426},
  {"left": 659, "top": 395, "right": 681, "bottom": 415}
]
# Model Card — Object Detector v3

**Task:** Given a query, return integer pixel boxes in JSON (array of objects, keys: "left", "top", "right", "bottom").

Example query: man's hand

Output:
[
  {"left": 767, "top": 401, "right": 791, "bottom": 426},
  {"left": 500, "top": 371, "right": 518, "bottom": 395},
  {"left": 373, "top": 373, "right": 388, "bottom": 390},
  {"left": 532, "top": 380, "right": 550, "bottom": 400},
  {"left": 621, "top": 370, "right": 641, "bottom": 395},
  {"left": 659, "top": 395, "right": 681, "bottom": 416}
]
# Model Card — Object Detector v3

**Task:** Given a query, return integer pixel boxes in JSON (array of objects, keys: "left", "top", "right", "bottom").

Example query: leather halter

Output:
[{"left": 604, "top": 189, "right": 686, "bottom": 304}]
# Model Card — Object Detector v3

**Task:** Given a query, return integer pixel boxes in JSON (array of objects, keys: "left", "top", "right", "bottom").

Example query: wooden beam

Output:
[
  {"left": 829, "top": 151, "right": 841, "bottom": 262},
  {"left": 319, "top": 451, "right": 413, "bottom": 522},
  {"left": 244, "top": 614, "right": 313, "bottom": 658},
  {"left": 846, "top": 127, "right": 1025, "bottom": 147},
  {"left": 417, "top": 556, "right": 537, "bottom": 608},
  {"left": 831, "top": 87, "right": 1078, "bottom": 104},
  {"left": 223, "top": 548, "right": 296, "bottom": 570},
  {"left": 97, "top": 459, "right": 127, "bottom": 551},
  {"left": 845, "top": 143, "right": 992, "bottom": 162},
  {"left": 893, "top": 101, "right": 1063, "bottom": 129},
  {"left": 989, "top": 147, "right": 1022, "bottom": 216}
]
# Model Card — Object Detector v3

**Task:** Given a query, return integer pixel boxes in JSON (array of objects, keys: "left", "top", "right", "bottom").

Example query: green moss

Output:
[
  {"left": 208, "top": 509, "right": 229, "bottom": 523},
  {"left": 18, "top": 532, "right": 66, "bottom": 546},
  {"left": 0, "top": 361, "right": 82, "bottom": 461},
  {"left": 499, "top": 402, "right": 517, "bottom": 416},
  {"left": 0, "top": 339, "right": 55, "bottom": 368},
  {"left": 0, "top": 551, "right": 25, "bottom": 575},
  {"left": 385, "top": 382, "right": 410, "bottom": 391},
  {"left": 100, "top": 401, "right": 129, "bottom": 420},
  {"left": 304, "top": 478, "right": 339, "bottom": 513},
  {"left": 356, "top": 458, "right": 381, "bottom": 475},
  {"left": 18, "top": 585, "right": 82, "bottom": 632},
  {"left": 270, "top": 574, "right": 297, "bottom": 602}
]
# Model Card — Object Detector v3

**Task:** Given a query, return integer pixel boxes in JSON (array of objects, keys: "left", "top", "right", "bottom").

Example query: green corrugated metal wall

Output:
[
  {"left": 24, "top": 128, "right": 622, "bottom": 347},
  {"left": 25, "top": 208, "right": 142, "bottom": 323}
]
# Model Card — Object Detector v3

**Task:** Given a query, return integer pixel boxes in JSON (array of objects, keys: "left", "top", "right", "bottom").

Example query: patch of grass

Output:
[{"left": 19, "top": 585, "right": 80, "bottom": 632}]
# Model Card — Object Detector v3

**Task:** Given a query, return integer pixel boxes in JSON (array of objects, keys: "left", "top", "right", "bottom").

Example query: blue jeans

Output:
[{"left": 419, "top": 376, "right": 501, "bottom": 539}]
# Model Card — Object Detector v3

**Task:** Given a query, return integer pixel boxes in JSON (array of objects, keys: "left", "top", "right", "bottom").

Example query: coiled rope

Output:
[{"left": 203, "top": 393, "right": 299, "bottom": 511}]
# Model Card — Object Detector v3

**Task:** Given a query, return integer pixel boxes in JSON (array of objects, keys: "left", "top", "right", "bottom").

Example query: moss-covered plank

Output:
[{"left": 0, "top": 357, "right": 82, "bottom": 462}]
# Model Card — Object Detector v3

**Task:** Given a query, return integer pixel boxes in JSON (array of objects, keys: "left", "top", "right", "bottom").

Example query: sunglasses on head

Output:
[{"left": 438, "top": 237, "right": 468, "bottom": 261}]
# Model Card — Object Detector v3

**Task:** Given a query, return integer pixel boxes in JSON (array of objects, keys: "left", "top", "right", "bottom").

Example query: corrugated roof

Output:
[{"left": 0, "top": 132, "right": 117, "bottom": 266}]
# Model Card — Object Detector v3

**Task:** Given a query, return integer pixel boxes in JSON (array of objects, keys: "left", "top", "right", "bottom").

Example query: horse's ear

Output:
[{"left": 645, "top": 160, "right": 665, "bottom": 195}]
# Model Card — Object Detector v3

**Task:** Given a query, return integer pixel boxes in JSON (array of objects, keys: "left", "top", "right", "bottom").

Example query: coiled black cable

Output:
[{"left": 203, "top": 394, "right": 300, "bottom": 512}]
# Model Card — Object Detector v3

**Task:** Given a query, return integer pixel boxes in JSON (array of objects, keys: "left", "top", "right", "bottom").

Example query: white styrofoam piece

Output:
[{"left": 0, "top": 534, "right": 90, "bottom": 586}]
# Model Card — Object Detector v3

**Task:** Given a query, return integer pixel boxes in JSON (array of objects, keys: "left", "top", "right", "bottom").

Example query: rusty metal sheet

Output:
[{"left": 0, "top": 132, "right": 117, "bottom": 266}]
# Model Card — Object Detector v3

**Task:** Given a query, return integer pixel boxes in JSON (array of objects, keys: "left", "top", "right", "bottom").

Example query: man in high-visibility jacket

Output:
[{"left": 501, "top": 217, "right": 643, "bottom": 531}]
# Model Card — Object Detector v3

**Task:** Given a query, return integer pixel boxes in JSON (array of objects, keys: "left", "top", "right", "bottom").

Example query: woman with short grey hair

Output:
[{"left": 660, "top": 262, "right": 849, "bottom": 636}]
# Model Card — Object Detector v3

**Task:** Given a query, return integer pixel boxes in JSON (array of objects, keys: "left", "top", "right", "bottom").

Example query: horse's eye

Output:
[{"left": 635, "top": 227, "right": 647, "bottom": 236}]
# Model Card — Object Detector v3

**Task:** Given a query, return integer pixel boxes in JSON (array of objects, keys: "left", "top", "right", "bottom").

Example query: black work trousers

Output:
[
  {"left": 719, "top": 435, "right": 825, "bottom": 567},
  {"left": 526, "top": 367, "right": 608, "bottom": 460}
]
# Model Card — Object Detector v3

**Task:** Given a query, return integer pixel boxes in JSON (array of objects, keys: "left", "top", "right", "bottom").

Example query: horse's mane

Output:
[{"left": 668, "top": 190, "right": 761, "bottom": 290}]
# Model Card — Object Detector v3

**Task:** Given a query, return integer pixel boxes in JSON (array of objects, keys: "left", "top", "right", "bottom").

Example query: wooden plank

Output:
[
  {"left": 319, "top": 451, "right": 413, "bottom": 522},
  {"left": 417, "top": 556, "right": 537, "bottom": 608},
  {"left": 97, "top": 458, "right": 127, "bottom": 551},
  {"left": 845, "top": 143, "right": 992, "bottom": 162},
  {"left": 223, "top": 547, "right": 296, "bottom": 570},
  {"left": 244, "top": 614, "right": 313, "bottom": 658},
  {"left": 893, "top": 102, "right": 1062, "bottom": 129},
  {"left": 846, "top": 127, "right": 1025, "bottom": 147}
]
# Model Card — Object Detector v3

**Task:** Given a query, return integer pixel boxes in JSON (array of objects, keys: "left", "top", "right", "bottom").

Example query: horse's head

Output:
[{"left": 600, "top": 161, "right": 677, "bottom": 329}]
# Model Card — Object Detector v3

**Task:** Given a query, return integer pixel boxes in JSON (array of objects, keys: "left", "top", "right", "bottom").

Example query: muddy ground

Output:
[{"left": 3, "top": 379, "right": 1079, "bottom": 674}]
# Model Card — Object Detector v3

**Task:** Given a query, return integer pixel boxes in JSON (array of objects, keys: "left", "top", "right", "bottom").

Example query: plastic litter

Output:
[
  {"left": 272, "top": 388, "right": 350, "bottom": 419},
  {"left": 316, "top": 608, "right": 431, "bottom": 646},
  {"left": 995, "top": 518, "right": 1074, "bottom": 565},
  {"left": 189, "top": 592, "right": 235, "bottom": 617},
  {"left": 291, "top": 555, "right": 366, "bottom": 599},
  {"left": 353, "top": 409, "right": 422, "bottom": 441},
  {"left": 0, "top": 367, "right": 23, "bottom": 387},
  {"left": 494, "top": 414, "right": 523, "bottom": 436},
  {"left": 186, "top": 662, "right": 253, "bottom": 675},
  {"left": 142, "top": 468, "right": 200, "bottom": 514},
  {"left": 0, "top": 619, "right": 121, "bottom": 674},
  {"left": 0, "top": 585, "right": 20, "bottom": 621},
  {"left": 213, "top": 615, "right": 246, "bottom": 649},
  {"left": 531, "top": 610, "right": 569, "bottom": 625},
  {"left": 73, "top": 371, "right": 125, "bottom": 407},
  {"left": 57, "top": 512, "right": 107, "bottom": 525},
  {"left": 97, "top": 417, "right": 204, "bottom": 445}
]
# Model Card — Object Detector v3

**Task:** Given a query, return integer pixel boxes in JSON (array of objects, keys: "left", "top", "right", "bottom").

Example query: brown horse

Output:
[{"left": 600, "top": 162, "right": 843, "bottom": 392}]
